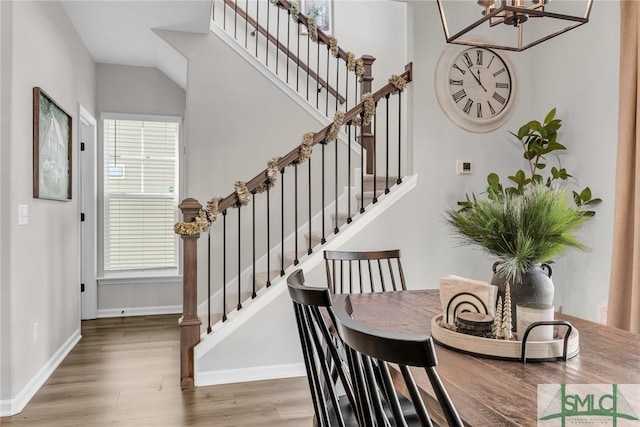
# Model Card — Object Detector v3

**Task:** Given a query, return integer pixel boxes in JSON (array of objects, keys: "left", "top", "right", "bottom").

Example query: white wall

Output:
[
  {"left": 95, "top": 63, "right": 186, "bottom": 315},
  {"left": 0, "top": 0, "right": 10, "bottom": 404},
  {"left": 375, "top": 0, "right": 619, "bottom": 322},
  {"left": 0, "top": 0, "right": 96, "bottom": 414}
]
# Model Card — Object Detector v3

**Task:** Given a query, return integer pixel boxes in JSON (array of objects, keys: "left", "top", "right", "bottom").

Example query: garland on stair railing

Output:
[
  {"left": 329, "top": 37, "right": 339, "bottom": 57},
  {"left": 234, "top": 181, "right": 251, "bottom": 207},
  {"left": 174, "top": 69, "right": 412, "bottom": 235},
  {"left": 255, "top": 157, "right": 281, "bottom": 194},
  {"left": 290, "top": 2, "right": 299, "bottom": 23},
  {"left": 351, "top": 93, "right": 374, "bottom": 127},
  {"left": 267, "top": 0, "right": 364, "bottom": 78},
  {"left": 389, "top": 75, "right": 407, "bottom": 93},
  {"left": 307, "top": 16, "right": 318, "bottom": 42},
  {"left": 298, "top": 132, "right": 315, "bottom": 163},
  {"left": 325, "top": 110, "right": 345, "bottom": 143}
]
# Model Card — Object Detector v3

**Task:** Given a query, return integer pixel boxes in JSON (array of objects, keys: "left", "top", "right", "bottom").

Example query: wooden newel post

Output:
[
  {"left": 179, "top": 197, "right": 203, "bottom": 389},
  {"left": 360, "top": 55, "right": 376, "bottom": 174}
]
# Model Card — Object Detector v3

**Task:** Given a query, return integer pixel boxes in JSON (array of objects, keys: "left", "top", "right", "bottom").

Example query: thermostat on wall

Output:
[{"left": 456, "top": 160, "right": 472, "bottom": 175}]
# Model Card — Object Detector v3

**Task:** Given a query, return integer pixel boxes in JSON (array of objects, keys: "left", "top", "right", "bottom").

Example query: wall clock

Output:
[{"left": 434, "top": 44, "right": 517, "bottom": 133}]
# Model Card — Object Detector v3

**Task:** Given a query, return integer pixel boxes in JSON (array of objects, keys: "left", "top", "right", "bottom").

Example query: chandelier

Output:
[{"left": 436, "top": 0, "right": 594, "bottom": 52}]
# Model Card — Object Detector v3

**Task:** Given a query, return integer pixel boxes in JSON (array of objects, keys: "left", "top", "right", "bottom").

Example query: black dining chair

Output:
[
  {"left": 332, "top": 294, "right": 464, "bottom": 427},
  {"left": 286, "top": 269, "right": 360, "bottom": 427},
  {"left": 324, "top": 249, "right": 406, "bottom": 294}
]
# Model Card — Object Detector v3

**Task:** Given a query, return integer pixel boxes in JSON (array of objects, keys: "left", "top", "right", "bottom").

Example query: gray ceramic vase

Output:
[{"left": 490, "top": 261, "right": 554, "bottom": 331}]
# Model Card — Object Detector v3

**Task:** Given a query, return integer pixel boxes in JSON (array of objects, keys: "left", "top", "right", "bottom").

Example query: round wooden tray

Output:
[{"left": 431, "top": 314, "right": 580, "bottom": 362}]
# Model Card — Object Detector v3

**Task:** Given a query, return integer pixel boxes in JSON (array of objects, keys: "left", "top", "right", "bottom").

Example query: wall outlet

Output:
[
  {"left": 33, "top": 322, "right": 38, "bottom": 343},
  {"left": 456, "top": 160, "right": 472, "bottom": 175}
]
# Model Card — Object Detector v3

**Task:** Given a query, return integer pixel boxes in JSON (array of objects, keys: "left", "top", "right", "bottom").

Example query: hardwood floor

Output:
[{"left": 1, "top": 315, "right": 314, "bottom": 426}]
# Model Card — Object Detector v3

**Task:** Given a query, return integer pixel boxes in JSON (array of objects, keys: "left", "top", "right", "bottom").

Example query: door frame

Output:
[{"left": 78, "top": 104, "right": 97, "bottom": 320}]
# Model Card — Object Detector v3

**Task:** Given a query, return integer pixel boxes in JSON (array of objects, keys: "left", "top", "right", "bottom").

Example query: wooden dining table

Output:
[{"left": 344, "top": 289, "right": 640, "bottom": 427}]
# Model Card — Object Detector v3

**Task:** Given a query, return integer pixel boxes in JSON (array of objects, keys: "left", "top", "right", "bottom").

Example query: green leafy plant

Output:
[
  {"left": 459, "top": 108, "right": 601, "bottom": 216},
  {"left": 447, "top": 185, "right": 589, "bottom": 282}
]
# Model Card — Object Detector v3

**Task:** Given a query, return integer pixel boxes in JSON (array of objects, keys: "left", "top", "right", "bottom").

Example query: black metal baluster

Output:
[
  {"left": 280, "top": 168, "right": 286, "bottom": 276},
  {"left": 207, "top": 229, "right": 212, "bottom": 333},
  {"left": 294, "top": 163, "right": 299, "bottom": 265},
  {"left": 296, "top": 23, "right": 301, "bottom": 91},
  {"left": 347, "top": 123, "right": 352, "bottom": 223},
  {"left": 222, "top": 209, "right": 228, "bottom": 321},
  {"left": 345, "top": 63, "right": 349, "bottom": 112},
  {"left": 234, "top": 0, "right": 238, "bottom": 39},
  {"left": 325, "top": 46, "right": 330, "bottom": 116},
  {"left": 286, "top": 9, "right": 291, "bottom": 83},
  {"left": 265, "top": 1, "right": 270, "bottom": 65},
  {"left": 321, "top": 141, "right": 326, "bottom": 244},
  {"left": 308, "top": 156, "right": 313, "bottom": 254},
  {"left": 276, "top": 7, "right": 281, "bottom": 74},
  {"left": 335, "top": 57, "right": 340, "bottom": 112},
  {"left": 306, "top": 37, "right": 310, "bottom": 101},
  {"left": 252, "top": 192, "right": 256, "bottom": 298},
  {"left": 255, "top": 0, "right": 259, "bottom": 57},
  {"left": 397, "top": 92, "right": 403, "bottom": 185},
  {"left": 373, "top": 103, "right": 378, "bottom": 204},
  {"left": 223, "top": 0, "right": 227, "bottom": 29},
  {"left": 385, "top": 94, "right": 390, "bottom": 194},
  {"left": 360, "top": 114, "right": 365, "bottom": 213},
  {"left": 237, "top": 206, "right": 242, "bottom": 311},
  {"left": 334, "top": 136, "right": 339, "bottom": 234},
  {"left": 244, "top": 0, "right": 249, "bottom": 48},
  {"left": 316, "top": 41, "right": 320, "bottom": 109},
  {"left": 266, "top": 185, "right": 271, "bottom": 287}
]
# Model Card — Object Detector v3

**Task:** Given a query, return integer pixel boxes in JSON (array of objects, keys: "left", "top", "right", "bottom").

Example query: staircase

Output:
[{"left": 175, "top": 0, "right": 415, "bottom": 388}]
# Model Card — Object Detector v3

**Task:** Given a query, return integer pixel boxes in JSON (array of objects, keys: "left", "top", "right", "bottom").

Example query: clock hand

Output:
[{"left": 465, "top": 62, "right": 487, "bottom": 92}]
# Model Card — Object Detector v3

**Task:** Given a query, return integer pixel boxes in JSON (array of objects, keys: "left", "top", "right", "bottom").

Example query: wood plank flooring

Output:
[{"left": 1, "top": 315, "right": 314, "bottom": 426}]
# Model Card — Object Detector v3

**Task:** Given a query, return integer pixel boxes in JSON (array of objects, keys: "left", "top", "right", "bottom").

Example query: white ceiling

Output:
[{"left": 60, "top": 1, "right": 213, "bottom": 89}]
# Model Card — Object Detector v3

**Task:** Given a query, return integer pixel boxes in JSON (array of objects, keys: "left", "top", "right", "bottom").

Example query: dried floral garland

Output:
[
  {"left": 346, "top": 52, "right": 356, "bottom": 72},
  {"left": 298, "top": 132, "right": 315, "bottom": 163},
  {"left": 351, "top": 92, "right": 374, "bottom": 127},
  {"left": 290, "top": 2, "right": 299, "bottom": 23},
  {"left": 329, "top": 37, "right": 339, "bottom": 58},
  {"left": 205, "top": 197, "right": 221, "bottom": 223},
  {"left": 325, "top": 111, "right": 345, "bottom": 143},
  {"left": 389, "top": 74, "right": 407, "bottom": 94},
  {"left": 270, "top": 0, "right": 280, "bottom": 5},
  {"left": 355, "top": 58, "right": 364, "bottom": 77},
  {"left": 174, "top": 209, "right": 210, "bottom": 236},
  {"left": 234, "top": 181, "right": 251, "bottom": 207},
  {"left": 307, "top": 17, "right": 318, "bottom": 42},
  {"left": 255, "top": 157, "right": 281, "bottom": 194}
]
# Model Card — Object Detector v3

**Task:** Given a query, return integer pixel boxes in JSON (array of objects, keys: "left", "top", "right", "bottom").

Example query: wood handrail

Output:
[
  {"left": 223, "top": 0, "right": 346, "bottom": 104},
  {"left": 214, "top": 62, "right": 413, "bottom": 213}
]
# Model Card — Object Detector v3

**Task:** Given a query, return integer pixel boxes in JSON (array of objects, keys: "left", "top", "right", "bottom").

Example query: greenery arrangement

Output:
[
  {"left": 447, "top": 184, "right": 589, "bottom": 282},
  {"left": 447, "top": 108, "right": 601, "bottom": 282},
  {"left": 458, "top": 108, "right": 601, "bottom": 216}
]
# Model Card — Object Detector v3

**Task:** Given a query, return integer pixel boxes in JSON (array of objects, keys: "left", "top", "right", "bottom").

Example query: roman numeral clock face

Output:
[{"left": 435, "top": 46, "right": 517, "bottom": 133}]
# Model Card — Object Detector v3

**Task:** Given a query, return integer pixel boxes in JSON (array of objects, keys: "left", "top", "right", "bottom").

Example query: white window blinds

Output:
[{"left": 103, "top": 118, "right": 179, "bottom": 273}]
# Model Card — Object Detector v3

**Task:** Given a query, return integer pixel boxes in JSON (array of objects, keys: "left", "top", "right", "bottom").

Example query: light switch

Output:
[{"left": 18, "top": 205, "right": 29, "bottom": 225}]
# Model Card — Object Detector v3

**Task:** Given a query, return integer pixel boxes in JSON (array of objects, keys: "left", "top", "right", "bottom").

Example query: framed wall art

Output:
[
  {"left": 33, "top": 87, "right": 72, "bottom": 201},
  {"left": 302, "top": 0, "right": 333, "bottom": 35}
]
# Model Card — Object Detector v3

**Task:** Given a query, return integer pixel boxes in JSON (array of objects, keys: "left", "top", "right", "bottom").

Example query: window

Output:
[{"left": 103, "top": 117, "right": 180, "bottom": 274}]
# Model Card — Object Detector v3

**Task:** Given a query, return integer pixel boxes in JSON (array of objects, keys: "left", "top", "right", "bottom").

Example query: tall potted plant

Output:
[{"left": 447, "top": 109, "right": 601, "bottom": 326}]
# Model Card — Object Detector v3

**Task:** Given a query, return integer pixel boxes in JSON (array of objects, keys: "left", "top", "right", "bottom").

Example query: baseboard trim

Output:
[
  {"left": 97, "top": 305, "right": 182, "bottom": 318},
  {"left": 0, "top": 329, "right": 81, "bottom": 416},
  {"left": 196, "top": 363, "right": 306, "bottom": 386}
]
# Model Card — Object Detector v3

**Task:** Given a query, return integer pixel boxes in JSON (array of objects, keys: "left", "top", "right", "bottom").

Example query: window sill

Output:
[{"left": 97, "top": 275, "right": 183, "bottom": 286}]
